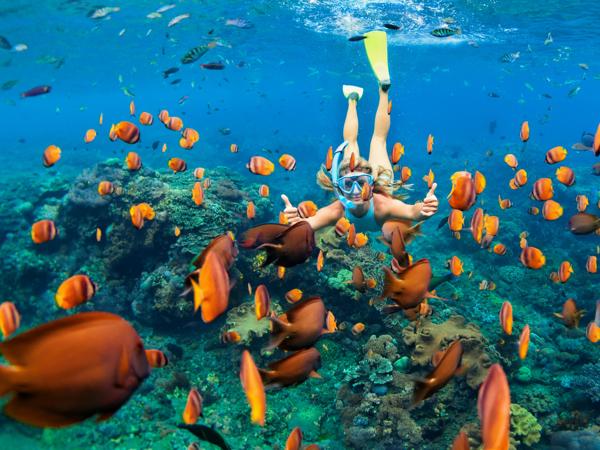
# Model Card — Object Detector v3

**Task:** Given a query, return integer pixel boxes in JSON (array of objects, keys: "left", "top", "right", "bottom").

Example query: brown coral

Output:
[{"left": 402, "top": 315, "right": 493, "bottom": 388}]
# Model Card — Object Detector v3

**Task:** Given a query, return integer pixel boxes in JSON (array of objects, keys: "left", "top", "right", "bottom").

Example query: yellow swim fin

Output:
[{"left": 363, "top": 30, "right": 391, "bottom": 90}]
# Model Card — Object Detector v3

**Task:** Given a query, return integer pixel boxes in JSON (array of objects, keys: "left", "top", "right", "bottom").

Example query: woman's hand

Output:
[
  {"left": 419, "top": 183, "right": 438, "bottom": 218},
  {"left": 281, "top": 194, "right": 301, "bottom": 224}
]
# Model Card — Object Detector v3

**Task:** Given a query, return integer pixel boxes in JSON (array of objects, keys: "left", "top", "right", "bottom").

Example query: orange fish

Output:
[
  {"left": 518, "top": 325, "right": 530, "bottom": 359},
  {"left": 182, "top": 128, "right": 200, "bottom": 144},
  {"left": 203, "top": 178, "right": 211, "bottom": 189},
  {"left": 361, "top": 182, "right": 372, "bottom": 201},
  {"left": 247, "top": 201, "right": 256, "bottom": 220},
  {"left": 586, "top": 301, "right": 600, "bottom": 343},
  {"left": 221, "top": 330, "right": 242, "bottom": 344},
  {"left": 520, "top": 243, "right": 546, "bottom": 269},
  {"left": 325, "top": 311, "right": 337, "bottom": 333},
  {"left": 136, "top": 203, "right": 154, "bottom": 220},
  {"left": 258, "top": 184, "right": 270, "bottom": 197},
  {"left": 83, "top": 129, "right": 96, "bottom": 143},
  {"left": 594, "top": 122, "right": 600, "bottom": 156},
  {"left": 349, "top": 153, "right": 356, "bottom": 172},
  {"left": 499, "top": 301, "right": 513, "bottom": 335},
  {"left": 520, "top": 121, "right": 529, "bottom": 142},
  {"left": 174, "top": 226, "right": 181, "bottom": 237},
  {"left": 325, "top": 146, "right": 333, "bottom": 170},
  {"left": 483, "top": 215, "right": 499, "bottom": 238},
  {"left": 0, "top": 311, "right": 150, "bottom": 427},
  {"left": 498, "top": 195, "right": 512, "bottom": 210},
  {"left": 531, "top": 178, "right": 553, "bottom": 201},
  {"left": 553, "top": 298, "right": 584, "bottom": 328},
  {"left": 96, "top": 227, "right": 102, "bottom": 242},
  {"left": 129, "top": 100, "right": 135, "bottom": 116},
  {"left": 503, "top": 154, "right": 518, "bottom": 169},
  {"left": 558, "top": 261, "right": 574, "bottom": 283},
  {"left": 230, "top": 143, "right": 239, "bottom": 153},
  {"left": 316, "top": 250, "right": 324, "bottom": 272},
  {"left": 279, "top": 211, "right": 288, "bottom": 225},
  {"left": 168, "top": 157, "right": 187, "bottom": 173},
  {"left": 448, "top": 209, "right": 465, "bottom": 235},
  {"left": 145, "top": 349, "right": 168, "bottom": 368},
  {"left": 130, "top": 205, "right": 144, "bottom": 229},
  {"left": 586, "top": 255, "right": 597, "bottom": 273},
  {"left": 413, "top": 340, "right": 464, "bottom": 404},
  {"left": 31, "top": 219, "right": 57, "bottom": 244},
  {"left": 527, "top": 206, "right": 539, "bottom": 215},
  {"left": 427, "top": 134, "right": 434, "bottom": 154},
  {"left": 353, "top": 233, "right": 368, "bottom": 248},
  {"left": 139, "top": 112, "right": 153, "bottom": 125},
  {"left": 109, "top": 121, "right": 140, "bottom": 144},
  {"left": 452, "top": 431, "right": 470, "bottom": 450},
  {"left": 347, "top": 223, "right": 356, "bottom": 246},
  {"left": 493, "top": 244, "right": 507, "bottom": 255},
  {"left": 0, "top": 301, "right": 20, "bottom": 339},
  {"left": 99, "top": 112, "right": 103, "bottom": 125},
  {"left": 189, "top": 251, "right": 230, "bottom": 323},
  {"left": 382, "top": 258, "right": 432, "bottom": 312},
  {"left": 555, "top": 166, "right": 575, "bottom": 186},
  {"left": 335, "top": 217, "right": 351, "bottom": 236},
  {"left": 514, "top": 169, "right": 528, "bottom": 187},
  {"left": 161, "top": 143, "right": 167, "bottom": 153},
  {"left": 391, "top": 142, "right": 404, "bottom": 164},
  {"left": 166, "top": 116, "right": 183, "bottom": 131},
  {"left": 351, "top": 322, "right": 365, "bottom": 335},
  {"left": 240, "top": 350, "right": 266, "bottom": 426},
  {"left": 192, "top": 182, "right": 204, "bottom": 206},
  {"left": 285, "top": 289, "right": 303, "bottom": 303},
  {"left": 448, "top": 171, "right": 476, "bottom": 211},
  {"left": 277, "top": 266, "right": 286, "bottom": 279},
  {"left": 470, "top": 208, "right": 484, "bottom": 244},
  {"left": 576, "top": 195, "right": 589, "bottom": 212},
  {"left": 474, "top": 171, "right": 486, "bottom": 195},
  {"left": 545, "top": 146, "right": 567, "bottom": 164},
  {"left": 193, "top": 167, "right": 205, "bottom": 179},
  {"left": 179, "top": 138, "right": 194, "bottom": 150},
  {"left": 542, "top": 200, "right": 563, "bottom": 220},
  {"left": 478, "top": 364, "right": 510, "bottom": 450},
  {"left": 400, "top": 166, "right": 412, "bottom": 183},
  {"left": 247, "top": 156, "right": 275, "bottom": 176},
  {"left": 55, "top": 274, "right": 97, "bottom": 309},
  {"left": 279, "top": 154, "right": 297, "bottom": 171},
  {"left": 182, "top": 387, "right": 203, "bottom": 424},
  {"left": 285, "top": 427, "right": 303, "bottom": 450},
  {"left": 254, "top": 285, "right": 270, "bottom": 320},
  {"left": 423, "top": 169, "right": 435, "bottom": 189},
  {"left": 298, "top": 200, "right": 318, "bottom": 218},
  {"left": 97, "top": 181, "right": 114, "bottom": 196},
  {"left": 158, "top": 109, "right": 169, "bottom": 124},
  {"left": 508, "top": 179, "right": 518, "bottom": 190},
  {"left": 42, "top": 145, "right": 61, "bottom": 167},
  {"left": 448, "top": 256, "right": 464, "bottom": 276},
  {"left": 125, "top": 152, "right": 142, "bottom": 171}
]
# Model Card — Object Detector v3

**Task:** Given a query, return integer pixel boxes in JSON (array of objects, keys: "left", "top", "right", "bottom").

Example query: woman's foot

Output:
[
  {"left": 380, "top": 80, "right": 391, "bottom": 92},
  {"left": 343, "top": 84, "right": 364, "bottom": 101}
]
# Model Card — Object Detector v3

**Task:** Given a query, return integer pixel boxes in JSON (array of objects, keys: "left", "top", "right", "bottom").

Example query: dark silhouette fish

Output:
[
  {"left": 348, "top": 35, "right": 367, "bottom": 42},
  {"left": 268, "top": 296, "right": 326, "bottom": 351},
  {"left": 169, "top": 78, "right": 182, "bottom": 85},
  {"left": 381, "top": 258, "right": 433, "bottom": 312},
  {"left": 239, "top": 221, "right": 315, "bottom": 268},
  {"left": 413, "top": 340, "right": 464, "bottom": 404},
  {"left": 0, "top": 36, "right": 11, "bottom": 50},
  {"left": 569, "top": 213, "right": 600, "bottom": 235},
  {"left": 21, "top": 85, "right": 51, "bottom": 98},
  {"left": 383, "top": 23, "right": 401, "bottom": 30},
  {"left": 259, "top": 347, "right": 321, "bottom": 388},
  {"left": 200, "top": 62, "right": 225, "bottom": 70},
  {"left": 178, "top": 423, "right": 231, "bottom": 450},
  {"left": 0, "top": 312, "right": 150, "bottom": 427},
  {"left": 162, "top": 67, "right": 179, "bottom": 78}
]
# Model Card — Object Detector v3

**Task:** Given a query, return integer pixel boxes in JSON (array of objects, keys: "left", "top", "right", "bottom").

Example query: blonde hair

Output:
[{"left": 316, "top": 155, "right": 409, "bottom": 200}]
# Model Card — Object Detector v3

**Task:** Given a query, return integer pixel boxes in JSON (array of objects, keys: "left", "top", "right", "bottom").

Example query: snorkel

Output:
[{"left": 330, "top": 141, "right": 374, "bottom": 209}]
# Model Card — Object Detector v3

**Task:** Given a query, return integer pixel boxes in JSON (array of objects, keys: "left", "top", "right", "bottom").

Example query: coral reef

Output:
[{"left": 510, "top": 403, "right": 542, "bottom": 447}]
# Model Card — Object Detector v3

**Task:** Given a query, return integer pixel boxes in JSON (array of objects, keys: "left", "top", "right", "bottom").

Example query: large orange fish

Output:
[
  {"left": 542, "top": 200, "right": 563, "bottom": 220},
  {"left": 168, "top": 157, "right": 187, "bottom": 173},
  {"left": 258, "top": 347, "right": 321, "bottom": 388},
  {"left": 298, "top": 201, "right": 318, "bottom": 218},
  {"left": 268, "top": 297, "right": 326, "bottom": 351},
  {"left": 391, "top": 142, "right": 404, "bottom": 164},
  {"left": 519, "top": 241, "right": 546, "bottom": 269},
  {"left": 139, "top": 112, "right": 153, "bottom": 125},
  {"left": 545, "top": 146, "right": 567, "bottom": 164},
  {"left": 125, "top": 152, "right": 142, "bottom": 171},
  {"left": 31, "top": 219, "right": 57, "bottom": 244},
  {"left": 42, "top": 145, "right": 61, "bottom": 167},
  {"left": 247, "top": 156, "right": 275, "bottom": 176},
  {"left": 470, "top": 208, "right": 484, "bottom": 244},
  {"left": 474, "top": 171, "right": 486, "bottom": 195},
  {"left": 240, "top": 350, "right": 266, "bottom": 426},
  {"left": 531, "top": 178, "right": 553, "bottom": 201},
  {"left": 285, "top": 427, "right": 303, "bottom": 450},
  {"left": 381, "top": 259, "right": 433, "bottom": 312},
  {"left": 478, "top": 364, "right": 510, "bottom": 450},
  {"left": 448, "top": 171, "right": 476, "bottom": 211},
  {"left": 413, "top": 340, "right": 464, "bottom": 404},
  {"left": 190, "top": 251, "right": 230, "bottom": 323},
  {"left": 555, "top": 166, "right": 575, "bottom": 186},
  {"left": 182, "top": 388, "right": 203, "bottom": 424},
  {"left": 192, "top": 182, "right": 204, "bottom": 206},
  {"left": 83, "top": 129, "right": 96, "bottom": 143},
  {"left": 553, "top": 298, "right": 584, "bottom": 328},
  {"left": 55, "top": 274, "right": 97, "bottom": 309},
  {"left": 97, "top": 181, "right": 114, "bottom": 196},
  {"left": 503, "top": 154, "right": 518, "bottom": 169},
  {"left": 254, "top": 285, "right": 270, "bottom": 320},
  {"left": 0, "top": 302, "right": 20, "bottom": 339},
  {"left": 279, "top": 154, "right": 297, "bottom": 171},
  {"left": 499, "top": 301, "right": 513, "bottom": 335},
  {"left": 0, "top": 311, "right": 150, "bottom": 427},
  {"left": 109, "top": 121, "right": 140, "bottom": 144}
]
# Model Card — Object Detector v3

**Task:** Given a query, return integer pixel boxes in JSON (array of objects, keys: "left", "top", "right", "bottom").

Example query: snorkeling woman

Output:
[{"left": 281, "top": 31, "right": 439, "bottom": 232}]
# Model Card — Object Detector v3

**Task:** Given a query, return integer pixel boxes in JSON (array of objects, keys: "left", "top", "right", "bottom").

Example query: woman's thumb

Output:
[{"left": 281, "top": 194, "right": 293, "bottom": 209}]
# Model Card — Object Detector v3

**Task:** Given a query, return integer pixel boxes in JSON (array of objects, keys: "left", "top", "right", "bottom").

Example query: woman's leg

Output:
[
  {"left": 368, "top": 88, "right": 392, "bottom": 179},
  {"left": 343, "top": 98, "right": 360, "bottom": 160}
]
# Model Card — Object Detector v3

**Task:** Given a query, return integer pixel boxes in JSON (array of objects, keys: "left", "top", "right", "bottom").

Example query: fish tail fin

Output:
[
  {"left": 258, "top": 368, "right": 276, "bottom": 385},
  {"left": 0, "top": 364, "right": 16, "bottom": 397},
  {"left": 381, "top": 267, "right": 401, "bottom": 299},
  {"left": 437, "top": 216, "right": 449, "bottom": 230},
  {"left": 266, "top": 317, "right": 291, "bottom": 349}
]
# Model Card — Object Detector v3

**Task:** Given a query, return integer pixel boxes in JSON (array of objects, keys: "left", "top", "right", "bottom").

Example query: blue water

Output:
[{"left": 0, "top": 1, "right": 599, "bottom": 449}]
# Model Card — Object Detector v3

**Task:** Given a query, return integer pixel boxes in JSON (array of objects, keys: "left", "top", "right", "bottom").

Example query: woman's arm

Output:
[
  {"left": 382, "top": 183, "right": 439, "bottom": 221},
  {"left": 281, "top": 195, "right": 343, "bottom": 231}
]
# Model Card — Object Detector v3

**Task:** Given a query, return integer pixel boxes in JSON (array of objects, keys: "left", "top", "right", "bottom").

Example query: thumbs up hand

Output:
[
  {"left": 281, "top": 194, "right": 300, "bottom": 224},
  {"left": 420, "top": 183, "right": 439, "bottom": 218}
]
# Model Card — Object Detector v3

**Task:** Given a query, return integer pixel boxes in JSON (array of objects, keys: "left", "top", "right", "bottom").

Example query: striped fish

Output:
[
  {"left": 181, "top": 46, "right": 209, "bottom": 64},
  {"left": 430, "top": 27, "right": 460, "bottom": 38}
]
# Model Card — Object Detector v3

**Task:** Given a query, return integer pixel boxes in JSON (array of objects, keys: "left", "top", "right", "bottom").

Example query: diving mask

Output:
[{"left": 336, "top": 173, "right": 374, "bottom": 194}]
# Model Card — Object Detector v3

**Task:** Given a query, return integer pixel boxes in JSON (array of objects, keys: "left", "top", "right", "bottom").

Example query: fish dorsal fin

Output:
[{"left": 0, "top": 312, "right": 120, "bottom": 366}]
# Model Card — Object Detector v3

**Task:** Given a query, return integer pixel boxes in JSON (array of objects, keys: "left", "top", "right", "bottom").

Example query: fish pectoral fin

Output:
[
  {"left": 552, "top": 313, "right": 563, "bottom": 320},
  {"left": 256, "top": 243, "right": 283, "bottom": 250},
  {"left": 425, "top": 291, "right": 448, "bottom": 301},
  {"left": 309, "top": 370, "right": 322, "bottom": 379}
]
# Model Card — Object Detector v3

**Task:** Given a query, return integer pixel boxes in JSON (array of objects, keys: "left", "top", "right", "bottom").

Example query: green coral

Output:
[{"left": 510, "top": 403, "right": 541, "bottom": 447}]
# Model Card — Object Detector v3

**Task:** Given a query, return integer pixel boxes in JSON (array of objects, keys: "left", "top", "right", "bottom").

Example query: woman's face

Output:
[{"left": 337, "top": 170, "right": 373, "bottom": 204}]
